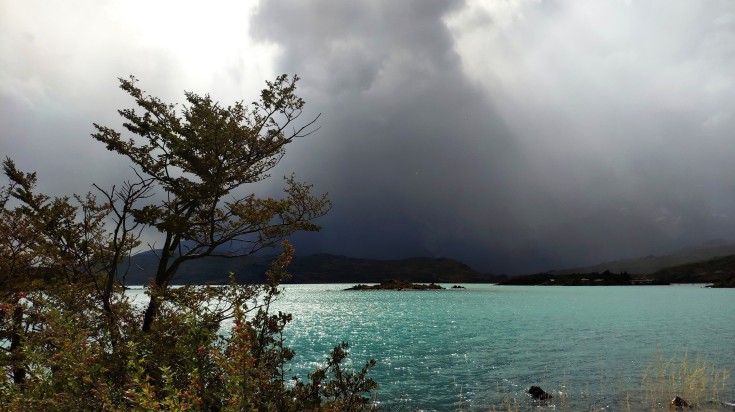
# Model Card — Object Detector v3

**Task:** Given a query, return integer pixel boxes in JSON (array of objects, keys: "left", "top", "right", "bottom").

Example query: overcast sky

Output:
[{"left": 2, "top": 0, "right": 735, "bottom": 273}]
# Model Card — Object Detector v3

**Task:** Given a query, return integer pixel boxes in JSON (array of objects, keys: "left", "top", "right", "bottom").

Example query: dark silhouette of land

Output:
[
  {"left": 122, "top": 253, "right": 504, "bottom": 285},
  {"left": 346, "top": 280, "right": 444, "bottom": 290},
  {"left": 121, "top": 240, "right": 735, "bottom": 287},
  {"left": 499, "top": 240, "right": 735, "bottom": 287},
  {"left": 552, "top": 239, "right": 735, "bottom": 275},
  {"left": 500, "top": 254, "right": 735, "bottom": 287}
]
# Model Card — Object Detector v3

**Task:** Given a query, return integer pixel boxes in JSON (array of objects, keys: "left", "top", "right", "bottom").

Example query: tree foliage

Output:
[
  {"left": 91, "top": 74, "right": 331, "bottom": 332},
  {"left": 0, "top": 75, "right": 377, "bottom": 410}
]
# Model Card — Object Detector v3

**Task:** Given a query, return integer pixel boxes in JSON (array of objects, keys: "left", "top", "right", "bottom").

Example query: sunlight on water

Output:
[
  {"left": 126, "top": 284, "right": 735, "bottom": 411},
  {"left": 270, "top": 284, "right": 735, "bottom": 411}
]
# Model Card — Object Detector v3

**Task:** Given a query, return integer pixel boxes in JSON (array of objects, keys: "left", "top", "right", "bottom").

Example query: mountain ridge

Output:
[
  {"left": 121, "top": 240, "right": 735, "bottom": 286},
  {"left": 121, "top": 253, "right": 503, "bottom": 285},
  {"left": 551, "top": 239, "right": 735, "bottom": 275}
]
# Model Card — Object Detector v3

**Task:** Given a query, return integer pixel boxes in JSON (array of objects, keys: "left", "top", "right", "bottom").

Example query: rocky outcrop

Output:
[
  {"left": 528, "top": 386, "right": 553, "bottom": 400},
  {"left": 671, "top": 396, "right": 689, "bottom": 409},
  {"left": 346, "top": 280, "right": 444, "bottom": 291}
]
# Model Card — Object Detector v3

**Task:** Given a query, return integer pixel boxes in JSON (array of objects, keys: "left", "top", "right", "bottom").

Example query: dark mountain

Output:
[
  {"left": 285, "top": 254, "right": 503, "bottom": 283},
  {"left": 552, "top": 239, "right": 735, "bottom": 275},
  {"left": 499, "top": 253, "right": 735, "bottom": 287},
  {"left": 121, "top": 253, "right": 503, "bottom": 285},
  {"left": 650, "top": 254, "right": 735, "bottom": 287},
  {"left": 120, "top": 253, "right": 272, "bottom": 285}
]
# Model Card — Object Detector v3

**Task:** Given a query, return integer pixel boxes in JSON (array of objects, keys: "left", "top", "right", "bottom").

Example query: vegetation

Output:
[
  {"left": 641, "top": 350, "right": 731, "bottom": 410},
  {"left": 501, "top": 261, "right": 735, "bottom": 286},
  {"left": 499, "top": 271, "right": 644, "bottom": 286},
  {"left": 483, "top": 351, "right": 732, "bottom": 412},
  {"left": 0, "top": 75, "right": 377, "bottom": 410}
]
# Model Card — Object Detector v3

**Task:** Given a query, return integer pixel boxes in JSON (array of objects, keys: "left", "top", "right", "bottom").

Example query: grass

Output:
[
  {"left": 482, "top": 350, "right": 732, "bottom": 412},
  {"left": 641, "top": 350, "right": 731, "bottom": 410}
]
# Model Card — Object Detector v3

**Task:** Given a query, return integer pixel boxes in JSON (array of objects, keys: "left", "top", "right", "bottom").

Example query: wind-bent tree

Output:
[
  {"left": 1, "top": 76, "right": 377, "bottom": 411},
  {"left": 92, "top": 74, "right": 331, "bottom": 331}
]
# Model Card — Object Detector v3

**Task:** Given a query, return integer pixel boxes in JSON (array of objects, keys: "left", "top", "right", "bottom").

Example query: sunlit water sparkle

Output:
[{"left": 128, "top": 284, "right": 735, "bottom": 411}]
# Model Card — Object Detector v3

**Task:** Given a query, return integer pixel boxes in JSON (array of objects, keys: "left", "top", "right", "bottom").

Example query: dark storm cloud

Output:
[
  {"left": 252, "top": 0, "right": 735, "bottom": 273},
  {"left": 250, "top": 0, "right": 554, "bottom": 272},
  {"left": 2, "top": 0, "right": 735, "bottom": 273}
]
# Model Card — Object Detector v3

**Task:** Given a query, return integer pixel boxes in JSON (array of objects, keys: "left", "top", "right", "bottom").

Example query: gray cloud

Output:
[
  {"left": 253, "top": 0, "right": 735, "bottom": 272},
  {"left": 251, "top": 1, "right": 537, "bottom": 270},
  {"left": 2, "top": 0, "right": 734, "bottom": 273}
]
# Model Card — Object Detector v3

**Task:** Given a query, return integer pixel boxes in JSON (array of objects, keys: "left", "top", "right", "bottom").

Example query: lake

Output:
[
  {"left": 272, "top": 284, "right": 735, "bottom": 411},
  {"left": 128, "top": 284, "right": 735, "bottom": 410}
]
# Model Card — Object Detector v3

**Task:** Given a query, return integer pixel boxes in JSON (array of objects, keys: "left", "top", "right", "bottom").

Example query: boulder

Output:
[
  {"left": 671, "top": 396, "right": 688, "bottom": 408},
  {"left": 528, "top": 386, "right": 553, "bottom": 400}
]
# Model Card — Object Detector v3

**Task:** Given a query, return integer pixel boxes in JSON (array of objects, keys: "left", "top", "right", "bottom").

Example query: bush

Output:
[
  {"left": 1, "top": 74, "right": 376, "bottom": 410},
  {"left": 0, "top": 244, "right": 378, "bottom": 411}
]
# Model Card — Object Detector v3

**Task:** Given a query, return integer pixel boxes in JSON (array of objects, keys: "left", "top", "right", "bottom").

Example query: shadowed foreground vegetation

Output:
[{"left": 1, "top": 75, "right": 378, "bottom": 410}]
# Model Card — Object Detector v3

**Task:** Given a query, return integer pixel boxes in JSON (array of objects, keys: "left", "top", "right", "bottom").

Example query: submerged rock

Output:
[{"left": 528, "top": 386, "right": 553, "bottom": 400}]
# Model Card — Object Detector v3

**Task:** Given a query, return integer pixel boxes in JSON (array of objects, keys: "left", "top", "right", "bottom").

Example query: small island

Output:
[{"left": 346, "top": 279, "right": 444, "bottom": 291}]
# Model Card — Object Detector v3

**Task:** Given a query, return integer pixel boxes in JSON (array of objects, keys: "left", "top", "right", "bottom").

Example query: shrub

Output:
[{"left": 0, "top": 244, "right": 378, "bottom": 411}]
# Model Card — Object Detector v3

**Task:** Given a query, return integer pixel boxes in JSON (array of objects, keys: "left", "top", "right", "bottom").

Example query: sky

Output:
[{"left": 2, "top": 0, "right": 735, "bottom": 273}]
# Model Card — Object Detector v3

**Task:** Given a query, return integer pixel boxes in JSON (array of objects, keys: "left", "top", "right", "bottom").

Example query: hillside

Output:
[
  {"left": 651, "top": 254, "right": 735, "bottom": 287},
  {"left": 499, "top": 271, "right": 655, "bottom": 286},
  {"left": 553, "top": 239, "right": 735, "bottom": 275},
  {"left": 119, "top": 252, "right": 272, "bottom": 285},
  {"left": 500, "top": 254, "right": 735, "bottom": 287},
  {"left": 121, "top": 253, "right": 503, "bottom": 285}
]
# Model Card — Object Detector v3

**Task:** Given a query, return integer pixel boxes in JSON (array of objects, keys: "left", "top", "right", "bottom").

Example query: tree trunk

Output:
[
  {"left": 10, "top": 304, "right": 25, "bottom": 385},
  {"left": 141, "top": 246, "right": 183, "bottom": 333}
]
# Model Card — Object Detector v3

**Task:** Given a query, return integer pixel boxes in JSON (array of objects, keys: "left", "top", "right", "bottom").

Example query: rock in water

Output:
[
  {"left": 528, "top": 386, "right": 553, "bottom": 400},
  {"left": 671, "top": 396, "right": 688, "bottom": 408}
]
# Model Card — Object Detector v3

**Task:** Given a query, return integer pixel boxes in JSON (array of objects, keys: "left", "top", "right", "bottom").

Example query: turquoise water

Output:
[{"left": 269, "top": 284, "right": 735, "bottom": 411}]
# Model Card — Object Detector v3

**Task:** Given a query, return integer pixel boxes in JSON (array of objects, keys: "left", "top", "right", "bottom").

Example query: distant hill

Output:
[
  {"left": 499, "top": 271, "right": 640, "bottom": 286},
  {"left": 497, "top": 256, "right": 735, "bottom": 287},
  {"left": 500, "top": 252, "right": 735, "bottom": 287},
  {"left": 120, "top": 252, "right": 272, "bottom": 285},
  {"left": 121, "top": 253, "right": 503, "bottom": 285},
  {"left": 650, "top": 254, "right": 735, "bottom": 287},
  {"left": 553, "top": 239, "right": 735, "bottom": 275}
]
